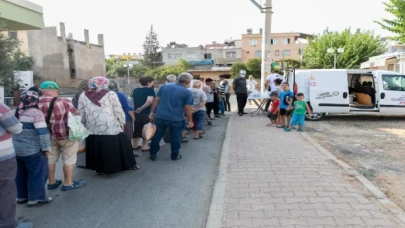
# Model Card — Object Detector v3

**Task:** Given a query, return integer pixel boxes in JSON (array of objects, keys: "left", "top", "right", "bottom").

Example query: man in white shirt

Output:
[
  {"left": 246, "top": 75, "right": 258, "bottom": 105},
  {"left": 264, "top": 71, "right": 283, "bottom": 111}
]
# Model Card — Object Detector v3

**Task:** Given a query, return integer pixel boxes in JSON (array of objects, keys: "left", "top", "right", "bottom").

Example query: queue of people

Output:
[{"left": 0, "top": 72, "right": 231, "bottom": 228}]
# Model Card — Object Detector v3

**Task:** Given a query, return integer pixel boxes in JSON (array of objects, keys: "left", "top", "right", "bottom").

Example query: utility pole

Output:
[{"left": 250, "top": 0, "right": 273, "bottom": 93}]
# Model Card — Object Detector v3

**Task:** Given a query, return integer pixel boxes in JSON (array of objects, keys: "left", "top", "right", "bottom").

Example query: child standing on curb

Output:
[
  {"left": 284, "top": 93, "right": 312, "bottom": 132},
  {"left": 266, "top": 92, "right": 279, "bottom": 126}
]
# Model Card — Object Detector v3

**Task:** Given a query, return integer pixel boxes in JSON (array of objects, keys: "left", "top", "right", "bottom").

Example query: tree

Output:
[
  {"left": 375, "top": 0, "right": 405, "bottom": 43},
  {"left": 142, "top": 25, "right": 164, "bottom": 68},
  {"left": 12, "top": 51, "right": 34, "bottom": 71},
  {"left": 230, "top": 62, "right": 249, "bottom": 78},
  {"left": 303, "top": 28, "right": 386, "bottom": 69},
  {"left": 284, "top": 59, "right": 302, "bottom": 69},
  {"left": 0, "top": 32, "right": 20, "bottom": 86},
  {"left": 245, "top": 58, "right": 261, "bottom": 78},
  {"left": 145, "top": 59, "right": 192, "bottom": 80}
]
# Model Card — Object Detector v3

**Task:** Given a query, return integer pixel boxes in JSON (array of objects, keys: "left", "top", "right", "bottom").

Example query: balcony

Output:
[{"left": 0, "top": 0, "right": 44, "bottom": 30}]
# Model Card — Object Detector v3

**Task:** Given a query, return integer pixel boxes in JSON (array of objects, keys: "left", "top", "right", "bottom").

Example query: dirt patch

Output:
[{"left": 306, "top": 115, "right": 405, "bottom": 211}]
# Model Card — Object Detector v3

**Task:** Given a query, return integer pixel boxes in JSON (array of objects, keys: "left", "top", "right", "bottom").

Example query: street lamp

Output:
[
  {"left": 249, "top": 0, "right": 272, "bottom": 93},
  {"left": 123, "top": 63, "right": 133, "bottom": 91},
  {"left": 327, "top": 48, "right": 344, "bottom": 69}
]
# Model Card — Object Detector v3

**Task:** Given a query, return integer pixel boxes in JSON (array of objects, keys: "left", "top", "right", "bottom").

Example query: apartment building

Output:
[
  {"left": 161, "top": 40, "right": 242, "bottom": 66},
  {"left": 241, "top": 29, "right": 313, "bottom": 63}
]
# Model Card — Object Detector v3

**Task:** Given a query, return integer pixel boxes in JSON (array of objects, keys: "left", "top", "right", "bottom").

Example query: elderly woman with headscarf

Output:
[
  {"left": 108, "top": 80, "right": 135, "bottom": 143},
  {"left": 13, "top": 91, "right": 53, "bottom": 205},
  {"left": 78, "top": 77, "right": 139, "bottom": 175}
]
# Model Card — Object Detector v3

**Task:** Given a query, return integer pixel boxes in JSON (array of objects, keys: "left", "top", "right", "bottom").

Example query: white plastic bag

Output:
[{"left": 68, "top": 112, "right": 89, "bottom": 141}]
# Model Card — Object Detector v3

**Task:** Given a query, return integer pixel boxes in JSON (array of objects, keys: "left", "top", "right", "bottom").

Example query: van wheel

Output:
[{"left": 305, "top": 112, "right": 324, "bottom": 121}]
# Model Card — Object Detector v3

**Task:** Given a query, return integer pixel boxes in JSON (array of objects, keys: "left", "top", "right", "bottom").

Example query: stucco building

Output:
[
  {"left": 0, "top": 0, "right": 44, "bottom": 30},
  {"left": 14, "top": 23, "right": 106, "bottom": 88},
  {"left": 361, "top": 42, "right": 405, "bottom": 74},
  {"left": 241, "top": 29, "right": 313, "bottom": 63}
]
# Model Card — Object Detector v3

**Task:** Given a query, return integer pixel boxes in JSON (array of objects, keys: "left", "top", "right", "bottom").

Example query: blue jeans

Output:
[
  {"left": 150, "top": 118, "right": 185, "bottom": 159},
  {"left": 15, "top": 152, "right": 48, "bottom": 201},
  {"left": 218, "top": 99, "right": 225, "bottom": 114},
  {"left": 194, "top": 110, "right": 206, "bottom": 131},
  {"left": 290, "top": 113, "right": 306, "bottom": 127}
]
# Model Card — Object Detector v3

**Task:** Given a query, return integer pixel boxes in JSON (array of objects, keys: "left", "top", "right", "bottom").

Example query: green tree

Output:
[
  {"left": 375, "top": 0, "right": 405, "bottom": 43},
  {"left": 245, "top": 58, "right": 261, "bottom": 78},
  {"left": 303, "top": 28, "right": 386, "bottom": 69},
  {"left": 146, "top": 59, "right": 192, "bottom": 80},
  {"left": 12, "top": 51, "right": 34, "bottom": 71},
  {"left": 143, "top": 25, "right": 164, "bottom": 68},
  {"left": 230, "top": 62, "right": 249, "bottom": 78},
  {"left": 0, "top": 32, "right": 20, "bottom": 86},
  {"left": 284, "top": 59, "right": 302, "bottom": 69}
]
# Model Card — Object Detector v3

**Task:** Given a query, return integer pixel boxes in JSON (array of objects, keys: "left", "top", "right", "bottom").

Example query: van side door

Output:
[
  {"left": 377, "top": 72, "right": 405, "bottom": 113},
  {"left": 309, "top": 70, "right": 350, "bottom": 113}
]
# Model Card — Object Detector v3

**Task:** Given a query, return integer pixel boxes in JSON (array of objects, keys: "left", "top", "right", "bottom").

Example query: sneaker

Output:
[
  {"left": 297, "top": 129, "right": 304, "bottom": 132},
  {"left": 27, "top": 197, "right": 53, "bottom": 206},
  {"left": 284, "top": 128, "right": 292, "bottom": 132},
  {"left": 150, "top": 156, "right": 157, "bottom": 161}
]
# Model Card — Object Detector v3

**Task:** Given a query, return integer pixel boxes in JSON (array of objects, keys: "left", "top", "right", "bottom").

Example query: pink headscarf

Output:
[{"left": 85, "top": 76, "right": 110, "bottom": 107}]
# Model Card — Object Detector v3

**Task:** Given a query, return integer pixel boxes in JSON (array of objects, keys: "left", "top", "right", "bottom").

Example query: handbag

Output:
[
  {"left": 142, "top": 122, "right": 156, "bottom": 141},
  {"left": 67, "top": 112, "right": 89, "bottom": 141}
]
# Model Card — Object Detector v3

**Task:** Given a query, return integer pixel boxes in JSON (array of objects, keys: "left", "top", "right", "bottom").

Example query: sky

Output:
[{"left": 30, "top": 0, "right": 392, "bottom": 55}]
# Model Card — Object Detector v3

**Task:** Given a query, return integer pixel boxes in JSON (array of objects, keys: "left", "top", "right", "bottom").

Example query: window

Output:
[
  {"left": 204, "top": 53, "right": 212, "bottom": 59},
  {"left": 249, "top": 39, "right": 258, "bottom": 46},
  {"left": 8, "top": 31, "right": 17, "bottom": 39},
  {"left": 275, "top": 50, "right": 280, "bottom": 56},
  {"left": 185, "top": 53, "right": 197, "bottom": 59},
  {"left": 382, "top": 74, "right": 405, "bottom": 91},
  {"left": 226, "top": 52, "right": 236, "bottom": 59},
  {"left": 282, "top": 38, "right": 290, "bottom": 44},
  {"left": 271, "top": 39, "right": 278, "bottom": 45},
  {"left": 282, "top": 50, "right": 291, "bottom": 56},
  {"left": 255, "top": 50, "right": 262, "bottom": 57},
  {"left": 168, "top": 54, "right": 173, "bottom": 59}
]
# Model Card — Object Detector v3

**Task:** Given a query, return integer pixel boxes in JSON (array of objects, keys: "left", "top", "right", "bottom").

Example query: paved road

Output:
[{"left": 16, "top": 115, "right": 229, "bottom": 228}]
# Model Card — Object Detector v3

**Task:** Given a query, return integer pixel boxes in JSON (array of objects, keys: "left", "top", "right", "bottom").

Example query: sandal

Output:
[
  {"left": 194, "top": 136, "right": 203, "bottom": 140},
  {"left": 47, "top": 179, "right": 62, "bottom": 190},
  {"left": 27, "top": 197, "right": 53, "bottom": 206},
  {"left": 132, "top": 165, "right": 141, "bottom": 170},
  {"left": 141, "top": 148, "right": 150, "bottom": 152},
  {"left": 132, "top": 146, "right": 141, "bottom": 150},
  {"left": 61, "top": 180, "right": 86, "bottom": 192}
]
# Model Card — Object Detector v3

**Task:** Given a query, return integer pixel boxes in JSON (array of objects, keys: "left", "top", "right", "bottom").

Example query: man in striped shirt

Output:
[{"left": 0, "top": 103, "right": 34, "bottom": 228}]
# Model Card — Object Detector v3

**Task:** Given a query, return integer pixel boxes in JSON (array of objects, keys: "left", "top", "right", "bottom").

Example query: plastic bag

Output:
[
  {"left": 142, "top": 122, "right": 156, "bottom": 141},
  {"left": 68, "top": 112, "right": 89, "bottom": 141}
]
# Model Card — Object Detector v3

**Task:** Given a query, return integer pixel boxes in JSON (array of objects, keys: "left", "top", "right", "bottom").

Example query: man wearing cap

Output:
[
  {"left": 38, "top": 81, "right": 86, "bottom": 191},
  {"left": 232, "top": 70, "right": 248, "bottom": 116}
]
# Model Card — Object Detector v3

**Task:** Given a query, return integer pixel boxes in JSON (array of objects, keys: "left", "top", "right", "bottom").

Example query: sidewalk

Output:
[{"left": 221, "top": 113, "right": 399, "bottom": 228}]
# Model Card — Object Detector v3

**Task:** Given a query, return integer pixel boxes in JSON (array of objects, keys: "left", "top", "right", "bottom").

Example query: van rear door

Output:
[
  {"left": 309, "top": 70, "right": 350, "bottom": 113},
  {"left": 377, "top": 71, "right": 405, "bottom": 113}
]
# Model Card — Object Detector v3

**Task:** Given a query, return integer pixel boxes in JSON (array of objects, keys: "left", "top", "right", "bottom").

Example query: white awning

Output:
[{"left": 360, "top": 61, "right": 370, "bottom": 69}]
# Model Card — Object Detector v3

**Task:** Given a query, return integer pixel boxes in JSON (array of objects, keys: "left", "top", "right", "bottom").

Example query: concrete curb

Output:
[
  {"left": 301, "top": 132, "right": 405, "bottom": 225},
  {"left": 205, "top": 114, "right": 234, "bottom": 228}
]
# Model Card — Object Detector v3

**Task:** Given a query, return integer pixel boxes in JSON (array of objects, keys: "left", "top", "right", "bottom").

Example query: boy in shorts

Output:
[
  {"left": 284, "top": 93, "right": 312, "bottom": 132},
  {"left": 277, "top": 82, "right": 294, "bottom": 129},
  {"left": 266, "top": 92, "right": 279, "bottom": 126}
]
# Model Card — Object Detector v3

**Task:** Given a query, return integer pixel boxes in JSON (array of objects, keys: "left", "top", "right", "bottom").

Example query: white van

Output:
[{"left": 285, "top": 69, "right": 405, "bottom": 120}]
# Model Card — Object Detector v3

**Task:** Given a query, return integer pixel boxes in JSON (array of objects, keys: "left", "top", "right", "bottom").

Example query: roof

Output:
[
  {"left": 188, "top": 59, "right": 214, "bottom": 66},
  {"left": 188, "top": 67, "right": 231, "bottom": 72}
]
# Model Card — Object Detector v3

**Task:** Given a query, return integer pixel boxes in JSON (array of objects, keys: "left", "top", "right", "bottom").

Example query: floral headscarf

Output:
[
  {"left": 85, "top": 76, "right": 110, "bottom": 107},
  {"left": 88, "top": 76, "right": 110, "bottom": 91},
  {"left": 15, "top": 91, "right": 40, "bottom": 118}
]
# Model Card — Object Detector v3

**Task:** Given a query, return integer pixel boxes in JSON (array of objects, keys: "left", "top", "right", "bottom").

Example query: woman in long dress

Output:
[{"left": 78, "top": 76, "right": 139, "bottom": 175}]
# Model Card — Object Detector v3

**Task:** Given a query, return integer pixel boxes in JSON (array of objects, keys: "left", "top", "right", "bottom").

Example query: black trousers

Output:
[
  {"left": 224, "top": 93, "right": 231, "bottom": 111},
  {"left": 213, "top": 94, "right": 219, "bottom": 115},
  {"left": 236, "top": 93, "right": 248, "bottom": 114},
  {"left": 206, "top": 102, "right": 214, "bottom": 118}
]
